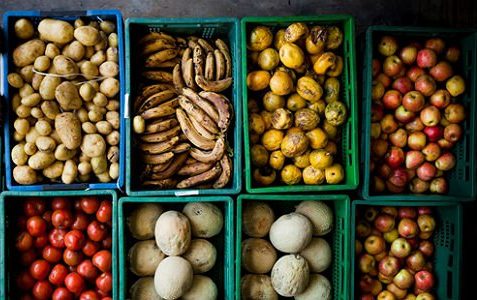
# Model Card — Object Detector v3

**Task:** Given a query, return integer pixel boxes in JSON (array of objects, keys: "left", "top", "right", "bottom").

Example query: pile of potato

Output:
[
  {"left": 127, "top": 202, "right": 224, "bottom": 300},
  {"left": 132, "top": 31, "right": 234, "bottom": 190},
  {"left": 246, "top": 23, "right": 348, "bottom": 186},
  {"left": 240, "top": 200, "right": 334, "bottom": 299},
  {"left": 7, "top": 17, "right": 120, "bottom": 185}
]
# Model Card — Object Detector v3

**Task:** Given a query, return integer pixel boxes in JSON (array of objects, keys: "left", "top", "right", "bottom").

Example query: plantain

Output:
[
  {"left": 141, "top": 70, "right": 173, "bottom": 83},
  {"left": 178, "top": 95, "right": 219, "bottom": 134},
  {"left": 139, "top": 32, "right": 175, "bottom": 45},
  {"left": 176, "top": 163, "right": 222, "bottom": 188},
  {"left": 181, "top": 88, "right": 219, "bottom": 123},
  {"left": 187, "top": 36, "right": 199, "bottom": 49},
  {"left": 140, "top": 97, "right": 178, "bottom": 120},
  {"left": 177, "top": 161, "right": 214, "bottom": 176},
  {"left": 176, "top": 108, "right": 216, "bottom": 150},
  {"left": 143, "top": 178, "right": 178, "bottom": 188},
  {"left": 190, "top": 136, "right": 225, "bottom": 163},
  {"left": 181, "top": 47, "right": 192, "bottom": 75},
  {"left": 195, "top": 72, "right": 232, "bottom": 93},
  {"left": 140, "top": 136, "right": 179, "bottom": 154},
  {"left": 175, "top": 37, "right": 187, "bottom": 48},
  {"left": 214, "top": 49, "right": 225, "bottom": 80},
  {"left": 198, "top": 38, "right": 215, "bottom": 53},
  {"left": 182, "top": 58, "right": 197, "bottom": 90},
  {"left": 215, "top": 39, "right": 232, "bottom": 78},
  {"left": 145, "top": 160, "right": 173, "bottom": 173},
  {"left": 205, "top": 52, "right": 215, "bottom": 81},
  {"left": 185, "top": 156, "right": 199, "bottom": 164},
  {"left": 172, "top": 64, "right": 185, "bottom": 91},
  {"left": 150, "top": 152, "right": 188, "bottom": 180},
  {"left": 140, "top": 125, "right": 181, "bottom": 143},
  {"left": 193, "top": 45, "right": 205, "bottom": 75},
  {"left": 213, "top": 154, "right": 232, "bottom": 188},
  {"left": 145, "top": 118, "right": 178, "bottom": 133},
  {"left": 188, "top": 113, "right": 216, "bottom": 140},
  {"left": 172, "top": 143, "right": 191, "bottom": 153},
  {"left": 145, "top": 49, "right": 178, "bottom": 68},
  {"left": 141, "top": 38, "right": 176, "bottom": 55},
  {"left": 199, "top": 91, "right": 232, "bottom": 132},
  {"left": 134, "top": 84, "right": 174, "bottom": 112},
  {"left": 151, "top": 57, "right": 181, "bottom": 68},
  {"left": 142, "top": 151, "right": 174, "bottom": 165},
  {"left": 137, "top": 90, "right": 177, "bottom": 114}
]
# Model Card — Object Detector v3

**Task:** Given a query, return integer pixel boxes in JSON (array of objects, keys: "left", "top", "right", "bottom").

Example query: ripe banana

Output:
[
  {"left": 199, "top": 91, "right": 232, "bottom": 132},
  {"left": 181, "top": 47, "right": 192, "bottom": 74},
  {"left": 145, "top": 49, "right": 178, "bottom": 68},
  {"left": 137, "top": 90, "right": 177, "bottom": 114},
  {"left": 215, "top": 39, "right": 232, "bottom": 78},
  {"left": 193, "top": 45, "right": 205, "bottom": 75},
  {"left": 214, "top": 49, "right": 225, "bottom": 80},
  {"left": 171, "top": 143, "right": 191, "bottom": 153},
  {"left": 176, "top": 108, "right": 216, "bottom": 150},
  {"left": 185, "top": 157, "right": 199, "bottom": 164},
  {"left": 142, "top": 151, "right": 174, "bottom": 165},
  {"left": 173, "top": 64, "right": 185, "bottom": 91},
  {"left": 177, "top": 161, "right": 214, "bottom": 176},
  {"left": 176, "top": 163, "right": 222, "bottom": 188},
  {"left": 140, "top": 136, "right": 180, "bottom": 154},
  {"left": 142, "top": 71, "right": 173, "bottom": 83},
  {"left": 195, "top": 73, "right": 232, "bottom": 93},
  {"left": 140, "top": 97, "right": 179, "bottom": 120},
  {"left": 143, "top": 178, "right": 178, "bottom": 188},
  {"left": 134, "top": 84, "right": 174, "bottom": 112},
  {"left": 140, "top": 125, "right": 181, "bottom": 143},
  {"left": 175, "top": 37, "right": 187, "bottom": 48},
  {"left": 205, "top": 52, "right": 215, "bottom": 81},
  {"left": 178, "top": 95, "right": 219, "bottom": 134},
  {"left": 181, "top": 88, "right": 219, "bottom": 123},
  {"left": 139, "top": 32, "right": 175, "bottom": 45},
  {"left": 144, "top": 160, "right": 173, "bottom": 174},
  {"left": 187, "top": 36, "right": 199, "bottom": 49},
  {"left": 145, "top": 118, "right": 178, "bottom": 134},
  {"left": 141, "top": 38, "right": 176, "bottom": 55},
  {"left": 150, "top": 152, "right": 188, "bottom": 180},
  {"left": 213, "top": 154, "right": 232, "bottom": 188},
  {"left": 182, "top": 58, "right": 197, "bottom": 89},
  {"left": 188, "top": 114, "right": 216, "bottom": 140},
  {"left": 190, "top": 136, "right": 226, "bottom": 163},
  {"left": 198, "top": 38, "right": 215, "bottom": 53},
  {"left": 153, "top": 57, "right": 181, "bottom": 68}
]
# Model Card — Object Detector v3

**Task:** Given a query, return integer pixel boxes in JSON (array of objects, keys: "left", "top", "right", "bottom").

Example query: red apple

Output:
[
  {"left": 373, "top": 59, "right": 382, "bottom": 77},
  {"left": 378, "top": 273, "right": 394, "bottom": 285},
  {"left": 420, "top": 106, "right": 441, "bottom": 127},
  {"left": 378, "top": 163, "right": 392, "bottom": 179},
  {"left": 386, "top": 147, "right": 405, "bottom": 169},
  {"left": 446, "top": 75, "right": 466, "bottom": 97},
  {"left": 425, "top": 38, "right": 445, "bottom": 54},
  {"left": 378, "top": 256, "right": 400, "bottom": 277},
  {"left": 407, "top": 66, "right": 425, "bottom": 82},
  {"left": 374, "top": 214, "right": 396, "bottom": 233},
  {"left": 405, "top": 118, "right": 425, "bottom": 132},
  {"left": 381, "top": 114, "right": 398, "bottom": 134},
  {"left": 417, "top": 48, "right": 437, "bottom": 68},
  {"left": 387, "top": 283, "right": 407, "bottom": 299},
  {"left": 389, "top": 168, "right": 409, "bottom": 187},
  {"left": 429, "top": 89, "right": 451, "bottom": 109},
  {"left": 381, "top": 207, "right": 398, "bottom": 217},
  {"left": 407, "top": 237, "right": 419, "bottom": 249},
  {"left": 393, "top": 269, "right": 414, "bottom": 289},
  {"left": 372, "top": 139, "right": 389, "bottom": 157},
  {"left": 416, "top": 162, "right": 437, "bottom": 181},
  {"left": 437, "top": 138, "right": 453, "bottom": 150},
  {"left": 392, "top": 77, "right": 413, "bottom": 94},
  {"left": 376, "top": 73, "right": 392, "bottom": 88},
  {"left": 377, "top": 290, "right": 396, "bottom": 300},
  {"left": 422, "top": 143, "right": 441, "bottom": 162},
  {"left": 444, "top": 103, "right": 465, "bottom": 123},
  {"left": 359, "top": 274, "right": 375, "bottom": 293},
  {"left": 435, "top": 152, "right": 456, "bottom": 171},
  {"left": 357, "top": 220, "right": 372, "bottom": 238},
  {"left": 386, "top": 180, "right": 406, "bottom": 193},
  {"left": 389, "top": 129, "right": 407, "bottom": 148},
  {"left": 383, "top": 90, "right": 403, "bottom": 110},
  {"left": 402, "top": 91, "right": 425, "bottom": 112},
  {"left": 383, "top": 55, "right": 404, "bottom": 77},
  {"left": 405, "top": 150, "right": 425, "bottom": 169},
  {"left": 418, "top": 207, "right": 432, "bottom": 215},
  {"left": 415, "top": 75, "right": 437, "bottom": 97},
  {"left": 395, "top": 106, "right": 416, "bottom": 124},
  {"left": 383, "top": 229, "right": 399, "bottom": 243},
  {"left": 372, "top": 81, "right": 386, "bottom": 101},
  {"left": 408, "top": 132, "right": 427, "bottom": 150},
  {"left": 414, "top": 270, "right": 435, "bottom": 292},
  {"left": 407, "top": 251, "right": 426, "bottom": 272},
  {"left": 445, "top": 46, "right": 460, "bottom": 62},
  {"left": 371, "top": 280, "right": 383, "bottom": 296},
  {"left": 429, "top": 61, "right": 453, "bottom": 82},
  {"left": 419, "top": 240, "right": 434, "bottom": 257},
  {"left": 360, "top": 253, "right": 377, "bottom": 273},
  {"left": 361, "top": 294, "right": 374, "bottom": 300},
  {"left": 379, "top": 36, "right": 399, "bottom": 56},
  {"left": 407, "top": 168, "right": 417, "bottom": 180},
  {"left": 423, "top": 126, "right": 443, "bottom": 142},
  {"left": 429, "top": 177, "right": 447, "bottom": 194},
  {"left": 375, "top": 251, "right": 388, "bottom": 263},
  {"left": 416, "top": 292, "right": 435, "bottom": 300},
  {"left": 400, "top": 45, "right": 418, "bottom": 64},
  {"left": 364, "top": 235, "right": 387, "bottom": 255},
  {"left": 443, "top": 123, "right": 462, "bottom": 143},
  {"left": 390, "top": 238, "right": 412, "bottom": 258},
  {"left": 409, "top": 178, "right": 430, "bottom": 194},
  {"left": 398, "top": 207, "right": 417, "bottom": 219},
  {"left": 417, "top": 215, "right": 436, "bottom": 232},
  {"left": 398, "top": 218, "right": 418, "bottom": 238},
  {"left": 373, "top": 176, "right": 386, "bottom": 193},
  {"left": 419, "top": 231, "right": 434, "bottom": 240},
  {"left": 372, "top": 104, "right": 385, "bottom": 121}
]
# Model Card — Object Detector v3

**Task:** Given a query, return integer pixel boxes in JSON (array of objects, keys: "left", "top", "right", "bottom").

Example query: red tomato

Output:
[
  {"left": 64, "top": 230, "right": 86, "bottom": 251},
  {"left": 87, "top": 221, "right": 108, "bottom": 242},
  {"left": 49, "top": 229, "right": 67, "bottom": 248},
  {"left": 92, "top": 250, "right": 112, "bottom": 273},
  {"left": 77, "top": 259, "right": 99, "bottom": 280},
  {"left": 34, "top": 234, "right": 49, "bottom": 248},
  {"left": 42, "top": 245, "right": 63, "bottom": 263},
  {"left": 23, "top": 198, "right": 46, "bottom": 217},
  {"left": 30, "top": 259, "right": 51, "bottom": 280},
  {"left": 16, "top": 231, "right": 33, "bottom": 251},
  {"left": 79, "top": 290, "right": 100, "bottom": 300},
  {"left": 96, "top": 201, "right": 112, "bottom": 223},
  {"left": 74, "top": 199, "right": 82, "bottom": 211},
  {"left": 16, "top": 270, "right": 35, "bottom": 290},
  {"left": 26, "top": 216, "right": 47, "bottom": 237},
  {"left": 63, "top": 249, "right": 84, "bottom": 266},
  {"left": 32, "top": 280, "right": 53, "bottom": 300},
  {"left": 64, "top": 272, "right": 85, "bottom": 294},
  {"left": 52, "top": 197, "right": 71, "bottom": 210},
  {"left": 72, "top": 213, "right": 90, "bottom": 231},
  {"left": 52, "top": 209, "right": 74, "bottom": 229},
  {"left": 101, "top": 236, "right": 112, "bottom": 249},
  {"left": 20, "top": 249, "right": 38, "bottom": 266},
  {"left": 52, "top": 287, "right": 74, "bottom": 300},
  {"left": 95, "top": 272, "right": 112, "bottom": 293},
  {"left": 42, "top": 210, "right": 52, "bottom": 224},
  {"left": 102, "top": 297, "right": 112, "bottom": 300},
  {"left": 49, "top": 264, "right": 69, "bottom": 286},
  {"left": 81, "top": 197, "right": 100, "bottom": 214},
  {"left": 82, "top": 240, "right": 101, "bottom": 257}
]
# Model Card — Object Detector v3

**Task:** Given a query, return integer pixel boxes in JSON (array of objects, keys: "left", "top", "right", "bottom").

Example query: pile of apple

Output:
[
  {"left": 356, "top": 206, "right": 437, "bottom": 300},
  {"left": 370, "top": 35, "right": 467, "bottom": 194}
]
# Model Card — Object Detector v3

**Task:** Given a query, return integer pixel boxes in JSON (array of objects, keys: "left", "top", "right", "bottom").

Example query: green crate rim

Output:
[
  {"left": 124, "top": 17, "right": 242, "bottom": 196},
  {"left": 235, "top": 193, "right": 351, "bottom": 300},
  {"left": 118, "top": 196, "right": 234, "bottom": 300},
  {"left": 361, "top": 25, "right": 477, "bottom": 201},
  {"left": 0, "top": 190, "right": 118, "bottom": 299},
  {"left": 241, "top": 15, "right": 359, "bottom": 193},
  {"left": 350, "top": 200, "right": 463, "bottom": 300}
]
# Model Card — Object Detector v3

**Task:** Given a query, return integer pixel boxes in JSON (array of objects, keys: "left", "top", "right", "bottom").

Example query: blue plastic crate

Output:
[{"left": 2, "top": 10, "right": 126, "bottom": 191}]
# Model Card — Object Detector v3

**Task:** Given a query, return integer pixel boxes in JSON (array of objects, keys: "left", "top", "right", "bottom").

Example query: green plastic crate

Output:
[
  {"left": 0, "top": 190, "right": 118, "bottom": 299},
  {"left": 118, "top": 196, "right": 234, "bottom": 299},
  {"left": 236, "top": 194, "right": 350, "bottom": 300},
  {"left": 125, "top": 18, "right": 242, "bottom": 196},
  {"left": 241, "top": 15, "right": 359, "bottom": 193},
  {"left": 362, "top": 26, "right": 477, "bottom": 201},
  {"left": 351, "top": 200, "right": 462, "bottom": 300}
]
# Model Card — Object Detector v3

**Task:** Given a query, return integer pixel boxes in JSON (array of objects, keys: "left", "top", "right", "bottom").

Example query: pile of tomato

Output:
[{"left": 14, "top": 197, "right": 113, "bottom": 300}]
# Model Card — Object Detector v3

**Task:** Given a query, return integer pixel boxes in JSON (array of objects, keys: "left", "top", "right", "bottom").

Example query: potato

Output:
[
  {"left": 80, "top": 61, "right": 99, "bottom": 80},
  {"left": 129, "top": 240, "right": 166, "bottom": 276},
  {"left": 14, "top": 18, "right": 34, "bottom": 39},
  {"left": 93, "top": 92, "right": 108, "bottom": 107},
  {"left": 13, "top": 39, "right": 46, "bottom": 67},
  {"left": 35, "top": 136, "right": 56, "bottom": 152},
  {"left": 106, "top": 47, "right": 118, "bottom": 62},
  {"left": 12, "top": 94, "right": 22, "bottom": 111},
  {"left": 75, "top": 108, "right": 88, "bottom": 123},
  {"left": 133, "top": 116, "right": 145, "bottom": 134},
  {"left": 38, "top": 19, "right": 74, "bottom": 44},
  {"left": 53, "top": 55, "right": 79, "bottom": 79},
  {"left": 91, "top": 156, "right": 107, "bottom": 174},
  {"left": 7, "top": 73, "right": 24, "bottom": 88},
  {"left": 14, "top": 119, "right": 30, "bottom": 135},
  {"left": 155, "top": 211, "right": 191, "bottom": 256},
  {"left": 109, "top": 162, "right": 119, "bottom": 179},
  {"left": 98, "top": 172, "right": 112, "bottom": 183},
  {"left": 62, "top": 41, "right": 85, "bottom": 61},
  {"left": 108, "top": 33, "right": 118, "bottom": 48},
  {"left": 39, "top": 76, "right": 62, "bottom": 100},
  {"left": 11, "top": 144, "right": 28, "bottom": 166},
  {"left": 183, "top": 202, "right": 223, "bottom": 238},
  {"left": 88, "top": 109, "right": 103, "bottom": 123},
  {"left": 43, "top": 161, "right": 64, "bottom": 179},
  {"left": 62, "top": 160, "right": 78, "bottom": 184},
  {"left": 19, "top": 65, "right": 34, "bottom": 83},
  {"left": 79, "top": 173, "right": 91, "bottom": 182},
  {"left": 106, "top": 111, "right": 120, "bottom": 129},
  {"left": 99, "top": 61, "right": 119, "bottom": 77},
  {"left": 16, "top": 105, "right": 31, "bottom": 118},
  {"left": 95, "top": 31, "right": 108, "bottom": 51},
  {"left": 183, "top": 239, "right": 217, "bottom": 274},
  {"left": 33, "top": 56, "right": 51, "bottom": 72},
  {"left": 45, "top": 43, "right": 60, "bottom": 59},
  {"left": 79, "top": 83, "right": 96, "bottom": 101},
  {"left": 13, "top": 132, "right": 25, "bottom": 142},
  {"left": 105, "top": 100, "right": 119, "bottom": 112},
  {"left": 90, "top": 50, "right": 106, "bottom": 66},
  {"left": 25, "top": 128, "right": 40, "bottom": 144},
  {"left": 19, "top": 84, "right": 34, "bottom": 98},
  {"left": 77, "top": 161, "right": 91, "bottom": 175},
  {"left": 82, "top": 122, "right": 97, "bottom": 134},
  {"left": 84, "top": 46, "right": 95, "bottom": 59},
  {"left": 50, "top": 131, "right": 62, "bottom": 144},
  {"left": 31, "top": 73, "right": 44, "bottom": 91},
  {"left": 74, "top": 18, "right": 86, "bottom": 28},
  {"left": 28, "top": 151, "right": 55, "bottom": 170},
  {"left": 21, "top": 93, "right": 41, "bottom": 107},
  {"left": 13, "top": 165, "right": 38, "bottom": 185},
  {"left": 24, "top": 143, "right": 37, "bottom": 156},
  {"left": 41, "top": 100, "right": 60, "bottom": 120},
  {"left": 100, "top": 77, "right": 119, "bottom": 98},
  {"left": 106, "top": 131, "right": 119, "bottom": 146},
  {"left": 100, "top": 20, "right": 116, "bottom": 34},
  {"left": 55, "top": 113, "right": 82, "bottom": 150},
  {"left": 107, "top": 146, "right": 119, "bottom": 163},
  {"left": 95, "top": 121, "right": 112, "bottom": 135},
  {"left": 55, "top": 82, "right": 82, "bottom": 111},
  {"left": 81, "top": 134, "right": 106, "bottom": 157},
  {"left": 74, "top": 26, "right": 100, "bottom": 46},
  {"left": 79, "top": 152, "right": 91, "bottom": 162}
]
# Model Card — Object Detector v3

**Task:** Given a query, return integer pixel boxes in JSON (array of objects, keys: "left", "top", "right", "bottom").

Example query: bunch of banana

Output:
[{"left": 133, "top": 31, "right": 234, "bottom": 189}]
